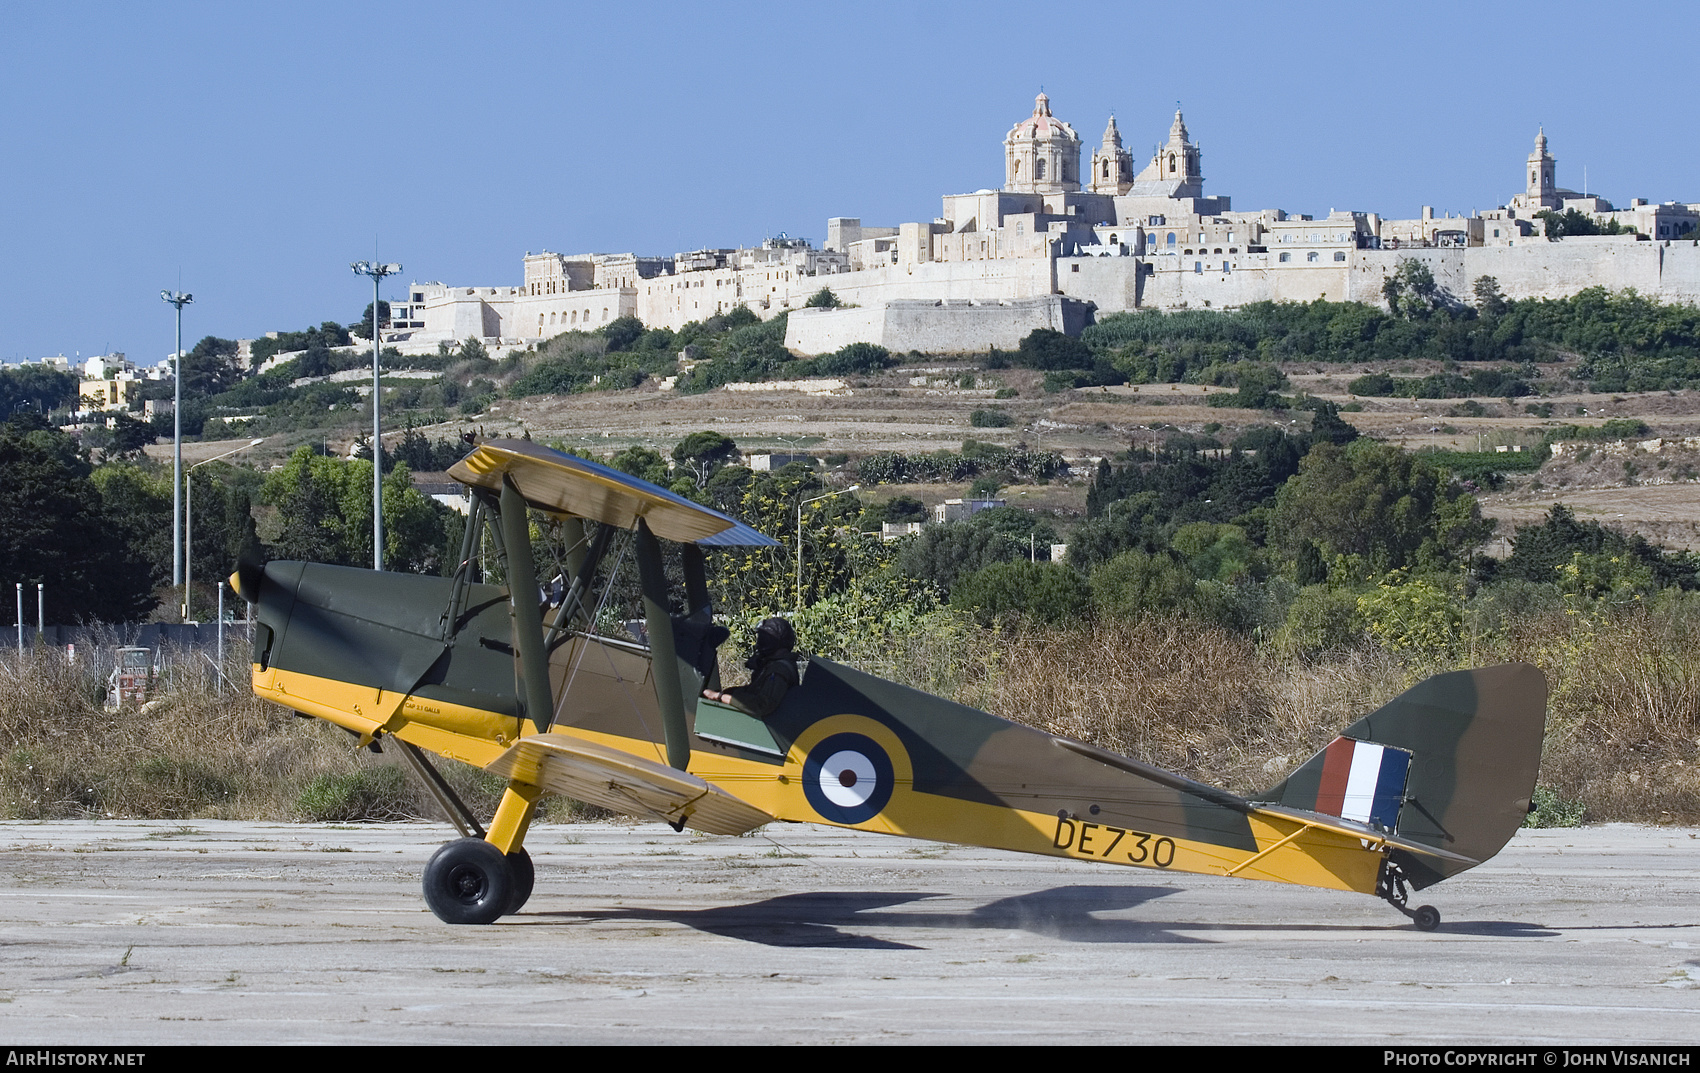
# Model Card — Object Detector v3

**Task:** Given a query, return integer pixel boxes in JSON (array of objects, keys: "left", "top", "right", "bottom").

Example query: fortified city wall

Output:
[{"left": 785, "top": 295, "right": 1092, "bottom": 355}]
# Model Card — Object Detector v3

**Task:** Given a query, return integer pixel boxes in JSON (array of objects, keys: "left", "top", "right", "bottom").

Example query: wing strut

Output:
[
  {"left": 498, "top": 476, "right": 556, "bottom": 734},
  {"left": 634, "top": 518, "right": 691, "bottom": 773}
]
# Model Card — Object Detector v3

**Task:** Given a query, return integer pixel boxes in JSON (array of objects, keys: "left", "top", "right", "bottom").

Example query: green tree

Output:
[
  {"left": 1016, "top": 328, "right": 1095, "bottom": 370},
  {"left": 1089, "top": 548, "right": 1198, "bottom": 619},
  {"left": 0, "top": 365, "right": 80, "bottom": 416},
  {"left": 895, "top": 520, "right": 1023, "bottom": 598},
  {"left": 1269, "top": 440, "right": 1493, "bottom": 577},
  {"left": 950, "top": 560, "right": 1091, "bottom": 626},
  {"left": 804, "top": 287, "right": 842, "bottom": 309},
  {"left": 0, "top": 418, "right": 155, "bottom": 622},
  {"left": 351, "top": 301, "right": 392, "bottom": 341},
  {"left": 183, "top": 336, "right": 242, "bottom": 397},
  {"left": 91, "top": 462, "right": 173, "bottom": 594},
  {"left": 672, "top": 430, "right": 739, "bottom": 487},
  {"left": 263, "top": 448, "right": 449, "bottom": 572},
  {"left": 1170, "top": 522, "right": 1262, "bottom": 583},
  {"left": 115, "top": 413, "right": 156, "bottom": 454},
  {"left": 1535, "top": 208, "right": 1633, "bottom": 238},
  {"left": 608, "top": 445, "right": 670, "bottom": 485},
  {"left": 1473, "top": 276, "right": 1509, "bottom": 317},
  {"left": 601, "top": 316, "right": 646, "bottom": 352},
  {"left": 1381, "top": 258, "right": 1440, "bottom": 319}
]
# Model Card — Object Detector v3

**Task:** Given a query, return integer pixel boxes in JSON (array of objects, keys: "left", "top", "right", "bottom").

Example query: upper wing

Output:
[{"left": 449, "top": 437, "right": 779, "bottom": 547}]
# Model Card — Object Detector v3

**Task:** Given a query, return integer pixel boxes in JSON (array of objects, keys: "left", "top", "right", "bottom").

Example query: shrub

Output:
[
  {"left": 950, "top": 561, "right": 1091, "bottom": 627},
  {"left": 1523, "top": 786, "right": 1585, "bottom": 828},
  {"left": 1016, "top": 328, "right": 1095, "bottom": 370},
  {"left": 793, "top": 341, "right": 893, "bottom": 377},
  {"left": 296, "top": 765, "right": 415, "bottom": 822},
  {"left": 970, "top": 408, "right": 1013, "bottom": 428}
]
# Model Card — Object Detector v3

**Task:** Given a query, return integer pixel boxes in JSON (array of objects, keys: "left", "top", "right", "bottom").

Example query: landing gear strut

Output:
[{"left": 1377, "top": 859, "right": 1441, "bottom": 932}]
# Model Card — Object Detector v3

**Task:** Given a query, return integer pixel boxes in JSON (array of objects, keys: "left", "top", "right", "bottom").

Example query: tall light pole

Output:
[
  {"left": 351, "top": 259, "right": 401, "bottom": 571},
  {"left": 182, "top": 438, "right": 264, "bottom": 623},
  {"left": 161, "top": 290, "right": 193, "bottom": 589},
  {"left": 796, "top": 484, "right": 858, "bottom": 611}
]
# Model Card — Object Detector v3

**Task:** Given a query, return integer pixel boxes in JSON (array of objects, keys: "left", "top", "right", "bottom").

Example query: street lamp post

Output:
[
  {"left": 161, "top": 291, "right": 193, "bottom": 588},
  {"left": 351, "top": 260, "right": 401, "bottom": 571},
  {"left": 796, "top": 484, "right": 858, "bottom": 612},
  {"left": 182, "top": 438, "right": 264, "bottom": 623}
]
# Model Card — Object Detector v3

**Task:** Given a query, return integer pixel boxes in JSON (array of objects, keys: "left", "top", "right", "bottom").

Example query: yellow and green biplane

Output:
[{"left": 234, "top": 437, "right": 1548, "bottom": 931}]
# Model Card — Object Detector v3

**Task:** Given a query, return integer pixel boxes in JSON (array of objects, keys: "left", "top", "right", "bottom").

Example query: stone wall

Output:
[
  {"left": 1348, "top": 239, "right": 1700, "bottom": 307},
  {"left": 785, "top": 296, "right": 1092, "bottom": 355}
]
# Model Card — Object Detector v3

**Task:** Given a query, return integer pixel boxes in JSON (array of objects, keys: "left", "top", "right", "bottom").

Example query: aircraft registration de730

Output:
[{"left": 232, "top": 437, "right": 1548, "bottom": 931}]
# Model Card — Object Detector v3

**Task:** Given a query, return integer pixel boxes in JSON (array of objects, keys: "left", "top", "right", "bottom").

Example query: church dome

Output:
[
  {"left": 1006, "top": 92, "right": 1080, "bottom": 143},
  {"left": 1004, "top": 92, "right": 1082, "bottom": 194}
]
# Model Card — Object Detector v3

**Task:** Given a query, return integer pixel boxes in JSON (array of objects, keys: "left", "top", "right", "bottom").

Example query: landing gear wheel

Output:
[
  {"left": 422, "top": 837, "right": 514, "bottom": 924},
  {"left": 1377, "top": 857, "right": 1442, "bottom": 932},
  {"left": 505, "top": 848, "right": 535, "bottom": 915}
]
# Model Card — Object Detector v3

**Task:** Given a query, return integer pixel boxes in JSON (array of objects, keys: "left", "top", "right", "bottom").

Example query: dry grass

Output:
[
  {"left": 6, "top": 602, "right": 1698, "bottom": 824},
  {"left": 977, "top": 620, "right": 1408, "bottom": 795},
  {"left": 948, "top": 607, "right": 1700, "bottom": 823},
  {"left": 0, "top": 641, "right": 505, "bottom": 822},
  {"left": 1503, "top": 605, "right": 1700, "bottom": 822}
]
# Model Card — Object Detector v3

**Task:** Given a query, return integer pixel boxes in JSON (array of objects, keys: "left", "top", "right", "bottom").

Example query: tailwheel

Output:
[
  {"left": 1376, "top": 858, "right": 1442, "bottom": 932},
  {"left": 423, "top": 837, "right": 514, "bottom": 924},
  {"left": 505, "top": 848, "right": 535, "bottom": 915}
]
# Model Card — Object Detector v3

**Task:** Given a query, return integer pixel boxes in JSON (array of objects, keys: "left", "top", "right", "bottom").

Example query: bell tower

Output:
[
  {"left": 1132, "top": 107, "right": 1205, "bottom": 198},
  {"left": 1089, "top": 114, "right": 1134, "bottom": 195},
  {"left": 1526, "top": 128, "right": 1558, "bottom": 210}
]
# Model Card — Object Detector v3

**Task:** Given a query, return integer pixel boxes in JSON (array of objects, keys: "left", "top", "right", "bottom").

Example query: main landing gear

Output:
[
  {"left": 422, "top": 841, "right": 535, "bottom": 924},
  {"left": 395, "top": 738, "right": 540, "bottom": 925},
  {"left": 1377, "top": 858, "right": 1441, "bottom": 932}
]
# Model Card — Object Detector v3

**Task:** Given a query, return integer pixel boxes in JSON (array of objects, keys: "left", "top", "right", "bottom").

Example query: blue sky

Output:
[{"left": 2, "top": 0, "right": 1695, "bottom": 363}]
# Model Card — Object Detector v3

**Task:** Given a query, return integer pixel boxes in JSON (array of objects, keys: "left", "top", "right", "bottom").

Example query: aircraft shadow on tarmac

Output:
[{"left": 531, "top": 886, "right": 1561, "bottom": 948}]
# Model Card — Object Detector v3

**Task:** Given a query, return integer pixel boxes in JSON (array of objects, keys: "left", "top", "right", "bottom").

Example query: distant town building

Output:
[
  {"left": 385, "top": 95, "right": 1700, "bottom": 357},
  {"left": 747, "top": 452, "right": 815, "bottom": 472},
  {"left": 933, "top": 498, "right": 1006, "bottom": 524}
]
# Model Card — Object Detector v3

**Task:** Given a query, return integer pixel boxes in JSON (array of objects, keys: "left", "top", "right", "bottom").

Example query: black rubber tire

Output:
[
  {"left": 505, "top": 848, "right": 535, "bottom": 915},
  {"left": 1412, "top": 904, "right": 1441, "bottom": 932},
  {"left": 422, "top": 838, "right": 514, "bottom": 925}
]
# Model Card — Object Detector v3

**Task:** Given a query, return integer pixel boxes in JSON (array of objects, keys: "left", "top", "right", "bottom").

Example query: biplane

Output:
[{"left": 233, "top": 437, "right": 1548, "bottom": 931}]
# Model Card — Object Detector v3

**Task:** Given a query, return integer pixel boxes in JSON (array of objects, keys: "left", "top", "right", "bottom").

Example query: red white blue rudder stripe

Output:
[{"left": 1314, "top": 737, "right": 1411, "bottom": 829}]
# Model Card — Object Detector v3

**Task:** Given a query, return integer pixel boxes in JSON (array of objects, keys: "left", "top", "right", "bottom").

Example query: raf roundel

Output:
[{"left": 802, "top": 732, "right": 894, "bottom": 825}]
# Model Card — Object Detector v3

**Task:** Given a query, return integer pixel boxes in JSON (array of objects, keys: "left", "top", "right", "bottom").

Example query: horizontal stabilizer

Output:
[
  {"left": 486, "top": 732, "right": 775, "bottom": 836},
  {"left": 1250, "top": 804, "right": 1482, "bottom": 869}
]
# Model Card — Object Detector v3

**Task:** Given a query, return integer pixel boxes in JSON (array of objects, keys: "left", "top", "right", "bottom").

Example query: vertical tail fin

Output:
[{"left": 1256, "top": 663, "right": 1547, "bottom": 888}]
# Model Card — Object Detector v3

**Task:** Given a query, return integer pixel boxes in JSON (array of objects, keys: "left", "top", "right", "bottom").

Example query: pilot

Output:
[{"left": 701, "top": 616, "right": 799, "bottom": 720}]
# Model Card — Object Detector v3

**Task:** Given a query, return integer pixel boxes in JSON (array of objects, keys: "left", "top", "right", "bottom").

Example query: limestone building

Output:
[{"left": 388, "top": 93, "right": 1700, "bottom": 358}]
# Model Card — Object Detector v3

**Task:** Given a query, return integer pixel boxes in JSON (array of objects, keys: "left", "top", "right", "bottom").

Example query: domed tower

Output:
[
  {"left": 1089, "top": 114, "right": 1134, "bottom": 195},
  {"left": 1005, "top": 92, "right": 1081, "bottom": 195},
  {"left": 1526, "top": 128, "right": 1558, "bottom": 210}
]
